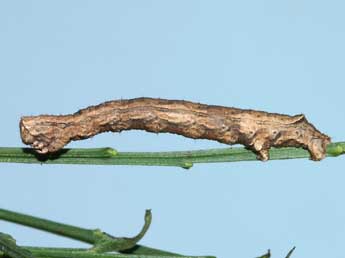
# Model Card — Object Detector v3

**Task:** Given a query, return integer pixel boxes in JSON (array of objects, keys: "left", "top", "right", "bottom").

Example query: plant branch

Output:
[
  {"left": 256, "top": 249, "right": 271, "bottom": 258},
  {"left": 0, "top": 232, "right": 33, "bottom": 258},
  {"left": 284, "top": 247, "right": 295, "bottom": 258},
  {"left": 0, "top": 246, "right": 215, "bottom": 258},
  {"left": 0, "top": 209, "right": 95, "bottom": 244},
  {"left": 0, "top": 142, "right": 344, "bottom": 168},
  {"left": 255, "top": 247, "right": 295, "bottom": 258},
  {"left": 0, "top": 209, "right": 156, "bottom": 254},
  {"left": 0, "top": 209, "right": 214, "bottom": 257}
]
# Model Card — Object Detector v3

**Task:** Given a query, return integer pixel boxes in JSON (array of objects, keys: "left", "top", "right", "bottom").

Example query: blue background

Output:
[{"left": 0, "top": 1, "right": 344, "bottom": 257}]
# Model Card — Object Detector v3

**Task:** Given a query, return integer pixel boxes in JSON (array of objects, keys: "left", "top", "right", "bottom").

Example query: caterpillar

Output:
[{"left": 20, "top": 97, "right": 330, "bottom": 161}]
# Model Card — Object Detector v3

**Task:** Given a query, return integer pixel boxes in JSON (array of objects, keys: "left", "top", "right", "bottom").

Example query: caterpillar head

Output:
[{"left": 20, "top": 116, "right": 69, "bottom": 154}]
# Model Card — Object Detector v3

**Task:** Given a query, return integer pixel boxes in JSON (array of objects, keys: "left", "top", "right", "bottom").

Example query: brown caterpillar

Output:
[{"left": 20, "top": 97, "right": 330, "bottom": 161}]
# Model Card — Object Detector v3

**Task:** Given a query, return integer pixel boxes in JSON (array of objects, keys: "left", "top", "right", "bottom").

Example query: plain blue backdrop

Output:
[{"left": 0, "top": 1, "right": 344, "bottom": 257}]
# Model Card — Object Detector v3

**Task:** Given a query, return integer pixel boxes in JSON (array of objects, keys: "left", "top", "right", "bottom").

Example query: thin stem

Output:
[
  {"left": 0, "top": 232, "right": 33, "bottom": 258},
  {"left": 0, "top": 209, "right": 176, "bottom": 256},
  {"left": 119, "top": 245, "right": 179, "bottom": 256},
  {"left": 284, "top": 247, "right": 295, "bottom": 258},
  {"left": 23, "top": 247, "right": 216, "bottom": 258},
  {"left": 0, "top": 142, "right": 344, "bottom": 168},
  {"left": 256, "top": 249, "right": 270, "bottom": 258},
  {"left": 0, "top": 209, "right": 95, "bottom": 243},
  {"left": 91, "top": 209, "right": 152, "bottom": 253}
]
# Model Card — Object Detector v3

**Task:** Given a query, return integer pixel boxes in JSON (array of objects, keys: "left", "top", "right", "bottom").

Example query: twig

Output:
[
  {"left": 0, "top": 209, "right": 215, "bottom": 257},
  {"left": 0, "top": 142, "right": 344, "bottom": 168},
  {"left": 1, "top": 246, "right": 215, "bottom": 258},
  {"left": 284, "top": 247, "right": 295, "bottom": 258},
  {"left": 255, "top": 247, "right": 295, "bottom": 258},
  {"left": 0, "top": 232, "right": 33, "bottom": 258},
  {"left": 256, "top": 249, "right": 270, "bottom": 258},
  {"left": 0, "top": 209, "right": 154, "bottom": 254}
]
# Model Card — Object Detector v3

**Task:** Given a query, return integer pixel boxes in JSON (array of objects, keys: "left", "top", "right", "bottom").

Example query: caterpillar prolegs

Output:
[{"left": 20, "top": 97, "right": 330, "bottom": 161}]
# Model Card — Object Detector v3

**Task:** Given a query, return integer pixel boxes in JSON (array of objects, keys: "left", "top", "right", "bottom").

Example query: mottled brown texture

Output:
[{"left": 20, "top": 97, "right": 330, "bottom": 161}]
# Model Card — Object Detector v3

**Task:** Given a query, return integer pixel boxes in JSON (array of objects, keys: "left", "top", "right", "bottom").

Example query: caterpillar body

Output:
[{"left": 20, "top": 97, "right": 330, "bottom": 161}]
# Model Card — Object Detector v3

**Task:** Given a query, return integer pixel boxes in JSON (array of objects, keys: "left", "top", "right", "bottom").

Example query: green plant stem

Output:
[
  {"left": 256, "top": 249, "right": 271, "bottom": 258},
  {"left": 0, "top": 209, "right": 162, "bottom": 255},
  {"left": 0, "top": 142, "right": 344, "bottom": 168},
  {"left": 0, "top": 209, "right": 95, "bottom": 243},
  {"left": 284, "top": 247, "right": 296, "bottom": 258},
  {"left": 0, "top": 232, "right": 33, "bottom": 258},
  {"left": 22, "top": 247, "right": 215, "bottom": 258}
]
